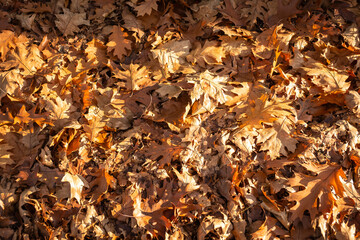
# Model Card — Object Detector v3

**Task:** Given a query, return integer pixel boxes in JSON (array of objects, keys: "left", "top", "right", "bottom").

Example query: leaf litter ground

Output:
[{"left": 1, "top": 0, "right": 360, "bottom": 239}]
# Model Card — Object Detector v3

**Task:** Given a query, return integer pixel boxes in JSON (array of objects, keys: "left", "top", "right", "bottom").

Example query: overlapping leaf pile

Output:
[{"left": 1, "top": 0, "right": 360, "bottom": 239}]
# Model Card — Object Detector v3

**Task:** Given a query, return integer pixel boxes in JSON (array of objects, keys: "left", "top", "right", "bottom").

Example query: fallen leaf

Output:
[
  {"left": 288, "top": 163, "right": 346, "bottom": 221},
  {"left": 61, "top": 172, "right": 89, "bottom": 203},
  {"left": 189, "top": 41, "right": 226, "bottom": 67},
  {"left": 302, "top": 62, "right": 350, "bottom": 92},
  {"left": 0, "top": 30, "right": 15, "bottom": 61},
  {"left": 135, "top": 0, "right": 159, "bottom": 16},
  {"left": 257, "top": 118, "right": 298, "bottom": 159},
  {"left": 151, "top": 40, "right": 191, "bottom": 74},
  {"left": 106, "top": 26, "right": 132, "bottom": 59},
  {"left": 85, "top": 38, "right": 107, "bottom": 66},
  {"left": 345, "top": 90, "right": 360, "bottom": 117},
  {"left": 88, "top": 168, "right": 116, "bottom": 203},
  {"left": 55, "top": 9, "right": 90, "bottom": 36},
  {"left": 144, "top": 140, "right": 184, "bottom": 168},
  {"left": 240, "top": 94, "right": 294, "bottom": 129},
  {"left": 113, "top": 63, "right": 151, "bottom": 91}
]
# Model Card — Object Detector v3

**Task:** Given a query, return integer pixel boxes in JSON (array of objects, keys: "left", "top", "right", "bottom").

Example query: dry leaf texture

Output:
[{"left": 0, "top": 0, "right": 360, "bottom": 239}]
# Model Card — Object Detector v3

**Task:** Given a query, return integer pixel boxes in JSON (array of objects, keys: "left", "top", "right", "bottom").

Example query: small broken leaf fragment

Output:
[
  {"left": 188, "top": 41, "right": 226, "bottom": 67},
  {"left": 0, "top": 140, "right": 14, "bottom": 168}
]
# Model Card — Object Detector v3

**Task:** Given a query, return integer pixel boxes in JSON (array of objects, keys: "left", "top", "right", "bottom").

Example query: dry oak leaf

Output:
[
  {"left": 85, "top": 38, "right": 107, "bottom": 66},
  {"left": 252, "top": 24, "right": 294, "bottom": 59},
  {"left": 345, "top": 90, "right": 360, "bottom": 117},
  {"left": 151, "top": 40, "right": 191, "bottom": 74},
  {"left": 19, "top": 44, "right": 44, "bottom": 72},
  {"left": 251, "top": 215, "right": 288, "bottom": 240},
  {"left": 302, "top": 62, "right": 350, "bottom": 92},
  {"left": 173, "top": 166, "right": 200, "bottom": 192},
  {"left": 153, "top": 91, "right": 191, "bottom": 124},
  {"left": 0, "top": 69, "right": 24, "bottom": 99},
  {"left": 5, "top": 41, "right": 44, "bottom": 74},
  {"left": 266, "top": 0, "right": 302, "bottom": 26},
  {"left": 83, "top": 117, "right": 106, "bottom": 143},
  {"left": 0, "top": 30, "right": 15, "bottom": 61},
  {"left": 131, "top": 180, "right": 197, "bottom": 238},
  {"left": 342, "top": 23, "right": 359, "bottom": 47},
  {"left": 88, "top": 168, "right": 116, "bottom": 203},
  {"left": 296, "top": 97, "right": 313, "bottom": 122},
  {"left": 113, "top": 63, "right": 151, "bottom": 91},
  {"left": 45, "top": 96, "right": 76, "bottom": 120},
  {"left": 61, "top": 172, "right": 89, "bottom": 204},
  {"left": 55, "top": 9, "right": 90, "bottom": 36},
  {"left": 219, "top": 36, "right": 252, "bottom": 57},
  {"left": 199, "top": 40, "right": 226, "bottom": 65},
  {"left": 13, "top": 105, "right": 50, "bottom": 128},
  {"left": 239, "top": 94, "right": 294, "bottom": 129},
  {"left": 20, "top": 128, "right": 44, "bottom": 151},
  {"left": 144, "top": 140, "right": 184, "bottom": 168},
  {"left": 135, "top": 0, "right": 159, "bottom": 16},
  {"left": 197, "top": 213, "right": 232, "bottom": 240},
  {"left": 130, "top": 186, "right": 161, "bottom": 236},
  {"left": 187, "top": 70, "right": 229, "bottom": 104},
  {"left": 220, "top": 0, "right": 244, "bottom": 26},
  {"left": 19, "top": 186, "right": 38, "bottom": 225},
  {"left": 45, "top": 96, "right": 78, "bottom": 129},
  {"left": 16, "top": 14, "right": 36, "bottom": 31},
  {"left": 287, "top": 163, "right": 346, "bottom": 221},
  {"left": 122, "top": 8, "right": 145, "bottom": 42},
  {"left": 95, "top": 88, "right": 133, "bottom": 130},
  {"left": 0, "top": 178, "right": 17, "bottom": 214},
  {"left": 240, "top": 0, "right": 268, "bottom": 29},
  {"left": 257, "top": 118, "right": 298, "bottom": 159},
  {"left": 106, "top": 26, "right": 132, "bottom": 59}
]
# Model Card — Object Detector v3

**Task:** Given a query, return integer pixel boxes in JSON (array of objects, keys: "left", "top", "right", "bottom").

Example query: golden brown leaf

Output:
[
  {"left": 61, "top": 172, "right": 89, "bottom": 203},
  {"left": 106, "top": 26, "right": 132, "bottom": 59},
  {"left": 288, "top": 163, "right": 346, "bottom": 221},
  {"left": 302, "top": 62, "right": 350, "bottom": 92},
  {"left": 239, "top": 94, "right": 294, "bottom": 129},
  {"left": 257, "top": 118, "right": 298, "bottom": 159},
  {"left": 85, "top": 38, "right": 107, "bottom": 66},
  {"left": 113, "top": 63, "right": 151, "bottom": 91},
  {"left": 0, "top": 30, "right": 15, "bottom": 61},
  {"left": 55, "top": 9, "right": 90, "bottom": 36},
  {"left": 135, "top": 0, "right": 159, "bottom": 16}
]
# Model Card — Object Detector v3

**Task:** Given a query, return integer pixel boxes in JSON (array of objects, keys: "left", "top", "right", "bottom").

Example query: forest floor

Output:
[{"left": 1, "top": 0, "right": 360, "bottom": 239}]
